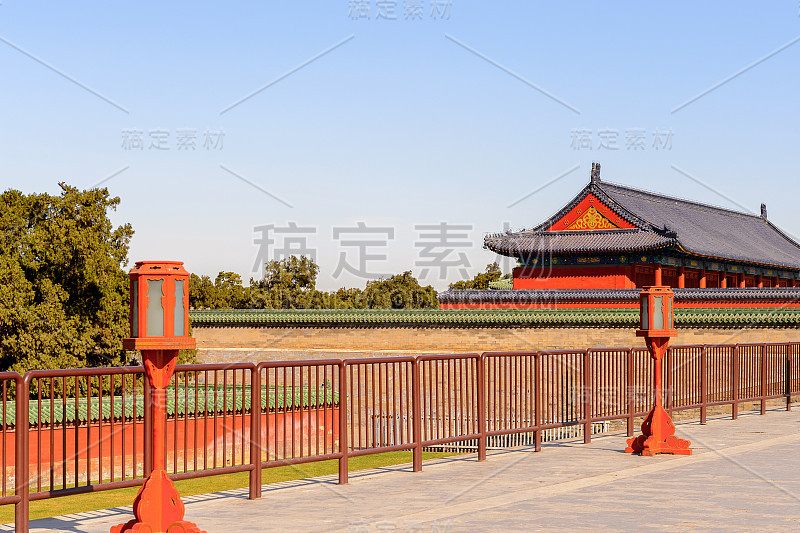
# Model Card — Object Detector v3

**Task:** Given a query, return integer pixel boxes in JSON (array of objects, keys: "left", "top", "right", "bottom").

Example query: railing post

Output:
[
  {"left": 338, "top": 362, "right": 348, "bottom": 484},
  {"left": 700, "top": 346, "right": 707, "bottom": 424},
  {"left": 15, "top": 374, "right": 29, "bottom": 533},
  {"left": 732, "top": 345, "right": 739, "bottom": 420},
  {"left": 761, "top": 344, "right": 767, "bottom": 415},
  {"left": 477, "top": 354, "right": 487, "bottom": 461},
  {"left": 249, "top": 365, "right": 262, "bottom": 499},
  {"left": 533, "top": 353, "right": 542, "bottom": 452},
  {"left": 411, "top": 358, "right": 422, "bottom": 472},
  {"left": 786, "top": 343, "right": 792, "bottom": 412},
  {"left": 626, "top": 348, "right": 634, "bottom": 437},
  {"left": 582, "top": 350, "right": 591, "bottom": 444},
  {"left": 143, "top": 374, "right": 153, "bottom": 476}
]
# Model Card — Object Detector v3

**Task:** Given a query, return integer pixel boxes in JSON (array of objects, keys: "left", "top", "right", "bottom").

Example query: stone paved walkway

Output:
[{"left": 14, "top": 407, "right": 800, "bottom": 532}]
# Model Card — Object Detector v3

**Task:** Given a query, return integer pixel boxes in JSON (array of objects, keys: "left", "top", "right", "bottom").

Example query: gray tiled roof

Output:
[
  {"left": 486, "top": 178, "right": 800, "bottom": 270},
  {"left": 485, "top": 228, "right": 674, "bottom": 255},
  {"left": 601, "top": 182, "right": 800, "bottom": 269}
]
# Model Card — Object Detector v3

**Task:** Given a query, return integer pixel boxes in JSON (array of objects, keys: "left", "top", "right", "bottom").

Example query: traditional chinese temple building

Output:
[{"left": 440, "top": 163, "right": 800, "bottom": 310}]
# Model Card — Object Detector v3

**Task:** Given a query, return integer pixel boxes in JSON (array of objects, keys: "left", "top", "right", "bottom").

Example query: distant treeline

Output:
[{"left": 189, "top": 258, "right": 508, "bottom": 310}]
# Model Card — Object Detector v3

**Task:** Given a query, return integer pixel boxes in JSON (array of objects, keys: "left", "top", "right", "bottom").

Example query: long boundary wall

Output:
[{"left": 194, "top": 324, "right": 800, "bottom": 365}]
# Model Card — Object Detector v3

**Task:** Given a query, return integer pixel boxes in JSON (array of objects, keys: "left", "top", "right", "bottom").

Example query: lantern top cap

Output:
[{"left": 130, "top": 261, "right": 188, "bottom": 277}]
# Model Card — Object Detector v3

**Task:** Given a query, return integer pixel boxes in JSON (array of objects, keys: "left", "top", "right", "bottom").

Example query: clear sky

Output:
[{"left": 2, "top": 2, "right": 799, "bottom": 291}]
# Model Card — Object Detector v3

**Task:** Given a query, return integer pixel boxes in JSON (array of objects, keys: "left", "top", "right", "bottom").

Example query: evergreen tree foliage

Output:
[
  {"left": 0, "top": 184, "right": 133, "bottom": 373},
  {"left": 449, "top": 262, "right": 507, "bottom": 290}
]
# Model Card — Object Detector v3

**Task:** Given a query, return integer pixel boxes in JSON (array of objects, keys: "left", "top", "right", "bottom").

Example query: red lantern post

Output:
[
  {"left": 113, "top": 261, "right": 206, "bottom": 533},
  {"left": 625, "top": 286, "right": 692, "bottom": 456}
]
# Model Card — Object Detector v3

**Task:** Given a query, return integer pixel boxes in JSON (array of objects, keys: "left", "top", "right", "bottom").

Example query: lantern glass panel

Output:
[
  {"left": 669, "top": 296, "right": 673, "bottom": 328},
  {"left": 641, "top": 296, "right": 648, "bottom": 330},
  {"left": 174, "top": 279, "right": 185, "bottom": 336},
  {"left": 132, "top": 281, "right": 139, "bottom": 337},
  {"left": 146, "top": 279, "right": 164, "bottom": 337},
  {"left": 653, "top": 296, "right": 664, "bottom": 330}
]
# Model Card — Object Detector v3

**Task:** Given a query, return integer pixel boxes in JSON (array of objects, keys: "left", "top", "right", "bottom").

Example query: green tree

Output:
[
  {"left": 251, "top": 256, "right": 320, "bottom": 309},
  {"left": 449, "top": 262, "right": 506, "bottom": 290},
  {"left": 189, "top": 272, "right": 249, "bottom": 309},
  {"left": 0, "top": 184, "right": 133, "bottom": 374},
  {"left": 214, "top": 272, "right": 248, "bottom": 308},
  {"left": 363, "top": 271, "right": 439, "bottom": 309}
]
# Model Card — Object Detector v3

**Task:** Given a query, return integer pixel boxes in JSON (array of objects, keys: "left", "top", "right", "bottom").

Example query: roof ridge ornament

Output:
[{"left": 591, "top": 162, "right": 601, "bottom": 183}]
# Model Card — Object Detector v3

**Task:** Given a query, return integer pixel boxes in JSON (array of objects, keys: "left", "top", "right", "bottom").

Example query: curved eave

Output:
[{"left": 483, "top": 230, "right": 676, "bottom": 257}]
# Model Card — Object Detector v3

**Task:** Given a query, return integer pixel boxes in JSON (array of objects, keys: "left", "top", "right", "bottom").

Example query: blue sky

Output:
[{"left": 2, "top": 2, "right": 799, "bottom": 291}]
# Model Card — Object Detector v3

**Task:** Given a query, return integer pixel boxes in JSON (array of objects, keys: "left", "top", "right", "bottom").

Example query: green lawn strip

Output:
[{"left": 0, "top": 451, "right": 458, "bottom": 524}]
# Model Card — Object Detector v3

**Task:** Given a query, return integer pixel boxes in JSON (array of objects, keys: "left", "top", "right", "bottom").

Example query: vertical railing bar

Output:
[
  {"left": 281, "top": 366, "right": 287, "bottom": 461},
  {"left": 36, "top": 378, "right": 42, "bottom": 492},
  {"left": 732, "top": 345, "right": 739, "bottom": 420},
  {"left": 534, "top": 353, "right": 542, "bottom": 452},
  {"left": 444, "top": 359, "right": 451, "bottom": 440},
  {"left": 212, "top": 370, "right": 218, "bottom": 470},
  {"left": 338, "top": 362, "right": 348, "bottom": 485},
  {"left": 350, "top": 364, "right": 357, "bottom": 452},
  {"left": 132, "top": 373, "right": 138, "bottom": 479},
  {"left": 477, "top": 354, "right": 486, "bottom": 461},
  {"left": 250, "top": 365, "right": 261, "bottom": 500},
  {"left": 184, "top": 371, "right": 189, "bottom": 473},
  {"left": 371, "top": 363, "right": 377, "bottom": 448},
  {"left": 193, "top": 371, "right": 199, "bottom": 473},
  {"left": 583, "top": 350, "right": 591, "bottom": 444},
  {"left": 700, "top": 346, "right": 708, "bottom": 424},
  {"left": 315, "top": 364, "right": 321, "bottom": 456},
  {"left": 412, "top": 358, "right": 422, "bottom": 472},
  {"left": 290, "top": 366, "right": 297, "bottom": 459},
  {"left": 108, "top": 375, "right": 115, "bottom": 483},
  {"left": 267, "top": 368, "right": 274, "bottom": 465},
  {"left": 49, "top": 378, "right": 55, "bottom": 490},
  {"left": 787, "top": 343, "right": 793, "bottom": 412},
  {"left": 324, "top": 365, "right": 329, "bottom": 454},
  {"left": 61, "top": 377, "right": 67, "bottom": 488},
  {"left": 222, "top": 369, "right": 229, "bottom": 468},
  {"left": 627, "top": 349, "right": 634, "bottom": 436},
  {"left": 3, "top": 380, "right": 8, "bottom": 497},
  {"left": 421, "top": 361, "right": 427, "bottom": 443},
  {"left": 761, "top": 344, "right": 768, "bottom": 415},
  {"left": 16, "top": 375, "right": 30, "bottom": 533}
]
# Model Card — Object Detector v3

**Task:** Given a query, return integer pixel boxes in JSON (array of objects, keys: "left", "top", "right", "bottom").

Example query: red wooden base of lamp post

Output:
[
  {"left": 112, "top": 347, "right": 205, "bottom": 533},
  {"left": 625, "top": 286, "right": 692, "bottom": 456},
  {"left": 112, "top": 261, "right": 207, "bottom": 533}
]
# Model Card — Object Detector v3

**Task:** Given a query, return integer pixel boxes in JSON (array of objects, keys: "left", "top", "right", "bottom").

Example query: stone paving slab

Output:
[{"left": 15, "top": 407, "right": 800, "bottom": 533}]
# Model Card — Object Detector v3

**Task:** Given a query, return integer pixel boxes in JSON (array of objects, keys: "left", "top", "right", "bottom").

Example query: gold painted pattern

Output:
[{"left": 565, "top": 206, "right": 619, "bottom": 230}]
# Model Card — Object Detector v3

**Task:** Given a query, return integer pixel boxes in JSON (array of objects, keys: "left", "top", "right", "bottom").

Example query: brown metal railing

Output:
[{"left": 3, "top": 342, "right": 800, "bottom": 532}]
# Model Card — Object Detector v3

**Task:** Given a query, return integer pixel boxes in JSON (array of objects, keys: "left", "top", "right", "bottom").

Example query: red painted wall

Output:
[
  {"left": 6, "top": 408, "right": 340, "bottom": 485},
  {"left": 513, "top": 266, "right": 635, "bottom": 289}
]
